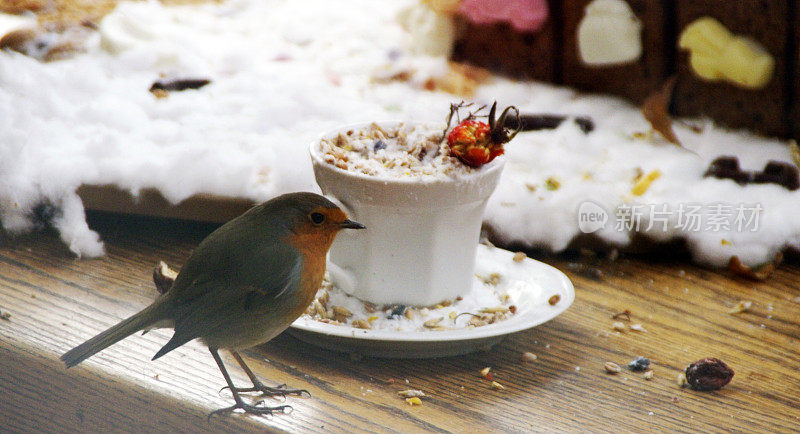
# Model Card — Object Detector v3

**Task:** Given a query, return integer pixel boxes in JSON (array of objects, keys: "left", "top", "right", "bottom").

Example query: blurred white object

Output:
[
  {"left": 396, "top": 2, "right": 455, "bottom": 57},
  {"left": 577, "top": 0, "right": 642, "bottom": 66}
]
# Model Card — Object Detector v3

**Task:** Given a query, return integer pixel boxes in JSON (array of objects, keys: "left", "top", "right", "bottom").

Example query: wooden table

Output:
[{"left": 1, "top": 212, "right": 799, "bottom": 432}]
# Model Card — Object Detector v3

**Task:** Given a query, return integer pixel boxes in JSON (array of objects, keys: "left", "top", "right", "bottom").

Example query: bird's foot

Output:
[
  {"left": 221, "top": 382, "right": 310, "bottom": 399},
  {"left": 208, "top": 400, "right": 292, "bottom": 420}
]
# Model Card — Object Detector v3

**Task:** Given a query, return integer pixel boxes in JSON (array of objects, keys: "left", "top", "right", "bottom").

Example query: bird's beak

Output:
[{"left": 339, "top": 219, "right": 365, "bottom": 230}]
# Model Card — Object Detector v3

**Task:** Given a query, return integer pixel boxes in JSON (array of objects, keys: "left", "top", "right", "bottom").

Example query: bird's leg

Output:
[
  {"left": 221, "top": 351, "right": 310, "bottom": 398},
  {"left": 207, "top": 347, "right": 291, "bottom": 419}
]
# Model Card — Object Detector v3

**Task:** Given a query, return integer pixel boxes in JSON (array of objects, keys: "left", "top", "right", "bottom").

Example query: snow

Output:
[{"left": 0, "top": 0, "right": 798, "bottom": 266}]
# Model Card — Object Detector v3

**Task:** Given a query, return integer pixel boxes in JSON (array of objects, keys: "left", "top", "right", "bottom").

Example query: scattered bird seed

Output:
[
  {"left": 423, "top": 317, "right": 443, "bottom": 328},
  {"left": 727, "top": 300, "right": 752, "bottom": 314},
  {"left": 479, "top": 306, "right": 509, "bottom": 314},
  {"left": 545, "top": 177, "right": 561, "bottom": 191},
  {"left": 604, "top": 362, "right": 622, "bottom": 374},
  {"left": 627, "top": 357, "right": 651, "bottom": 372},
  {"left": 644, "top": 370, "right": 654, "bottom": 380},
  {"left": 352, "top": 319, "right": 371, "bottom": 329},
  {"left": 677, "top": 372, "right": 688, "bottom": 388},
  {"left": 612, "top": 309, "right": 631, "bottom": 321},
  {"left": 481, "top": 273, "right": 502, "bottom": 285},
  {"left": 548, "top": 294, "right": 560, "bottom": 305},
  {"left": 405, "top": 397, "right": 422, "bottom": 406},
  {"left": 0, "top": 310, "right": 10, "bottom": 321},
  {"left": 398, "top": 389, "right": 425, "bottom": 398},
  {"left": 629, "top": 323, "right": 646, "bottom": 332},
  {"left": 512, "top": 252, "right": 527, "bottom": 262},
  {"left": 480, "top": 367, "right": 492, "bottom": 379},
  {"left": 332, "top": 306, "right": 353, "bottom": 318},
  {"left": 611, "top": 321, "right": 626, "bottom": 332},
  {"left": 521, "top": 352, "right": 537, "bottom": 362},
  {"left": 490, "top": 381, "right": 505, "bottom": 390},
  {"left": 149, "top": 77, "right": 211, "bottom": 93}
]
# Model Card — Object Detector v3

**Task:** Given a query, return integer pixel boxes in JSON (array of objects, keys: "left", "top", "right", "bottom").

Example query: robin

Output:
[{"left": 61, "top": 192, "right": 365, "bottom": 416}]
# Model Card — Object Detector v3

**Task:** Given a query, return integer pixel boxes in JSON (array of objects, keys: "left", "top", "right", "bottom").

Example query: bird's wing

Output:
[{"left": 166, "top": 219, "right": 303, "bottom": 308}]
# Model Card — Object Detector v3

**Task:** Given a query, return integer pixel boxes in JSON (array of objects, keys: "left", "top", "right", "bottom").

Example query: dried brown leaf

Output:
[
  {"left": 642, "top": 76, "right": 681, "bottom": 146},
  {"left": 728, "top": 252, "right": 782, "bottom": 281}
]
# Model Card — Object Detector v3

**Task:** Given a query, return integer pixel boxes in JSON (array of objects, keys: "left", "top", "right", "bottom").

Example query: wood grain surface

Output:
[{"left": 1, "top": 212, "right": 799, "bottom": 433}]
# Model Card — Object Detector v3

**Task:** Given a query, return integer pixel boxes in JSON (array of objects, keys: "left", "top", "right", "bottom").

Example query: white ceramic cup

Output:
[{"left": 309, "top": 121, "right": 505, "bottom": 306}]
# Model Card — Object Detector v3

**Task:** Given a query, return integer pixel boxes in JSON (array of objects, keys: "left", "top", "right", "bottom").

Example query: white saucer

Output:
[{"left": 288, "top": 244, "right": 574, "bottom": 358}]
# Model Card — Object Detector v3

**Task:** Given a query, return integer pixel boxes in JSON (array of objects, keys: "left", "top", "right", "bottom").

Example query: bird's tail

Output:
[{"left": 61, "top": 302, "right": 168, "bottom": 368}]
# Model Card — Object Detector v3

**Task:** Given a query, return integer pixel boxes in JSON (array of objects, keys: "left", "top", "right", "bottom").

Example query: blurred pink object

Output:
[{"left": 459, "top": 0, "right": 549, "bottom": 32}]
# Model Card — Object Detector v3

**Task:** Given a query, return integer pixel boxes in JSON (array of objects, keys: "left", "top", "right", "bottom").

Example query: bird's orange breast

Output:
[{"left": 284, "top": 228, "right": 336, "bottom": 319}]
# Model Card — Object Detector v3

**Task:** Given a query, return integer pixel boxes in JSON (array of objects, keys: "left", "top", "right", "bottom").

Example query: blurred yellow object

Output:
[
  {"left": 631, "top": 169, "right": 662, "bottom": 196},
  {"left": 679, "top": 17, "right": 774, "bottom": 89},
  {"left": 423, "top": 0, "right": 461, "bottom": 14}
]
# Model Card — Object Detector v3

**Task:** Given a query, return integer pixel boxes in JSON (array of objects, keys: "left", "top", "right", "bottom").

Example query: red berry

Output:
[{"left": 447, "top": 120, "right": 500, "bottom": 167}]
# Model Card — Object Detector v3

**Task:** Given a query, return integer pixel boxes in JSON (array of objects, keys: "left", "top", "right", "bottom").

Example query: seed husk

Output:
[
  {"left": 644, "top": 370, "right": 654, "bottom": 380},
  {"left": 548, "top": 294, "right": 561, "bottom": 305},
  {"left": 604, "top": 362, "right": 622, "bottom": 374},
  {"left": 398, "top": 389, "right": 425, "bottom": 398},
  {"left": 490, "top": 381, "right": 505, "bottom": 390},
  {"left": 521, "top": 352, "right": 537, "bottom": 362},
  {"left": 423, "top": 317, "right": 443, "bottom": 328},
  {"left": 677, "top": 372, "right": 688, "bottom": 387},
  {"left": 513, "top": 252, "right": 527, "bottom": 262},
  {"left": 332, "top": 306, "right": 352, "bottom": 318},
  {"left": 479, "top": 306, "right": 509, "bottom": 314},
  {"left": 727, "top": 300, "right": 752, "bottom": 314},
  {"left": 352, "top": 319, "right": 371, "bottom": 329}
]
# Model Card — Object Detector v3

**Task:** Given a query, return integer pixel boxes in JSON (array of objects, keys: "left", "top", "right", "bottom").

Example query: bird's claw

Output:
[
  {"left": 208, "top": 401, "right": 292, "bottom": 420},
  {"left": 219, "top": 382, "right": 309, "bottom": 399}
]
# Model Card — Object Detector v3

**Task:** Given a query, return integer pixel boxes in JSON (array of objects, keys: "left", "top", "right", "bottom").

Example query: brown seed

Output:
[
  {"left": 548, "top": 294, "right": 561, "bottom": 305},
  {"left": 604, "top": 362, "right": 621, "bottom": 374},
  {"left": 685, "top": 358, "right": 734, "bottom": 391},
  {"left": 512, "top": 252, "right": 527, "bottom": 262},
  {"left": 509, "top": 305, "right": 517, "bottom": 314}
]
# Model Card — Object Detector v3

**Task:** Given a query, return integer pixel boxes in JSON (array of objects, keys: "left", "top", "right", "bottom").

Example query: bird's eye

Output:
[{"left": 310, "top": 212, "right": 325, "bottom": 225}]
